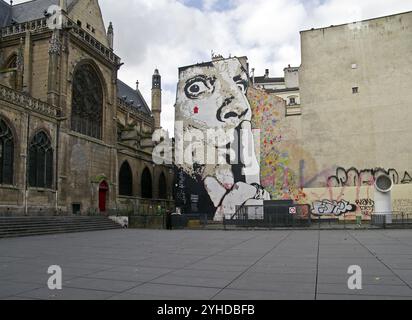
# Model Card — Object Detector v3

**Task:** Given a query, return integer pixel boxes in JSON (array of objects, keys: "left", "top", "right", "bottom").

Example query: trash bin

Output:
[{"left": 356, "top": 215, "right": 362, "bottom": 225}]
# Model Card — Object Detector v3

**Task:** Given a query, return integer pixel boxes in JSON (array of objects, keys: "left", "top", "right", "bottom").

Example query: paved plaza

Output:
[{"left": 1, "top": 229, "right": 412, "bottom": 300}]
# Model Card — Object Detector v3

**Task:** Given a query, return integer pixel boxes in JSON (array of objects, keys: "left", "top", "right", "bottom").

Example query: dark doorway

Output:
[
  {"left": 141, "top": 167, "right": 152, "bottom": 199},
  {"left": 159, "top": 172, "right": 167, "bottom": 199},
  {"left": 72, "top": 203, "right": 81, "bottom": 215},
  {"left": 119, "top": 161, "right": 133, "bottom": 196},
  {"left": 99, "top": 181, "right": 109, "bottom": 212}
]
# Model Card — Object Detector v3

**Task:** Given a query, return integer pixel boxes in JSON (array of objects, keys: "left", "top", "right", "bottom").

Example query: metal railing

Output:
[
  {"left": 116, "top": 196, "right": 175, "bottom": 216},
  {"left": 225, "top": 204, "right": 311, "bottom": 229},
  {"left": 371, "top": 212, "right": 412, "bottom": 228}
]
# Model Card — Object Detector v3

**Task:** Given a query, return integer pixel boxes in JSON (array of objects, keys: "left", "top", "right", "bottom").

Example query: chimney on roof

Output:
[
  {"left": 265, "top": 69, "right": 269, "bottom": 78},
  {"left": 136, "top": 80, "right": 139, "bottom": 91}
]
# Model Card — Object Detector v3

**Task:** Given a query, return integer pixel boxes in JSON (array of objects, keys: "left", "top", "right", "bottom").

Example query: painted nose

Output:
[{"left": 217, "top": 96, "right": 249, "bottom": 123}]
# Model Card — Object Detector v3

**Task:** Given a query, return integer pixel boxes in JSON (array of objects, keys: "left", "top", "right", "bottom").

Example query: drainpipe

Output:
[
  {"left": 55, "top": 118, "right": 60, "bottom": 215},
  {"left": 24, "top": 113, "right": 30, "bottom": 216}
]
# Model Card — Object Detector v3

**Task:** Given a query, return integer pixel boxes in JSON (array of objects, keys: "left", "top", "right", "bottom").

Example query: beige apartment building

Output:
[{"left": 278, "top": 10, "right": 412, "bottom": 218}]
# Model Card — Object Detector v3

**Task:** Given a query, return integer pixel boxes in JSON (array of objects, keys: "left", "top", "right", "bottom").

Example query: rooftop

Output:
[
  {"left": 254, "top": 76, "right": 285, "bottom": 84},
  {"left": 300, "top": 9, "right": 412, "bottom": 33},
  {"left": 117, "top": 79, "right": 151, "bottom": 116},
  {"left": 0, "top": 0, "right": 78, "bottom": 27},
  {"left": 179, "top": 56, "right": 248, "bottom": 73}
]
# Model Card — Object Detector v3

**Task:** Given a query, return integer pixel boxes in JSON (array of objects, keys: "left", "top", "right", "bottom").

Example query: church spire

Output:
[{"left": 107, "top": 22, "right": 114, "bottom": 50}]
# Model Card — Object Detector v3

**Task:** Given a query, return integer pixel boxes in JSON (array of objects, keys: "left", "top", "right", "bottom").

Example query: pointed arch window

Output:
[
  {"left": 71, "top": 64, "right": 103, "bottom": 139},
  {"left": 119, "top": 161, "right": 133, "bottom": 196},
  {"left": 28, "top": 131, "right": 53, "bottom": 189},
  {"left": 0, "top": 119, "right": 14, "bottom": 185},
  {"left": 4, "top": 54, "right": 17, "bottom": 69},
  {"left": 141, "top": 167, "right": 153, "bottom": 199},
  {"left": 159, "top": 172, "right": 167, "bottom": 199}
]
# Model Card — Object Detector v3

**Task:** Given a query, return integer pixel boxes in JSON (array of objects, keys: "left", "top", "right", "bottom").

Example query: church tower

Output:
[{"left": 152, "top": 69, "right": 162, "bottom": 129}]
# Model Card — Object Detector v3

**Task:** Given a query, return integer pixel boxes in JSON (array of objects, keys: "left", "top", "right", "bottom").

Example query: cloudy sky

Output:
[{"left": 13, "top": 0, "right": 412, "bottom": 134}]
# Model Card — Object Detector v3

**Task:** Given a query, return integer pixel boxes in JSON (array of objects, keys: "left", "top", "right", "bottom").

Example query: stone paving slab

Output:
[{"left": 0, "top": 229, "right": 412, "bottom": 300}]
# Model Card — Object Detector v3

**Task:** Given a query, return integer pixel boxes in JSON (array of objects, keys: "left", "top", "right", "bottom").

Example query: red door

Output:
[{"left": 99, "top": 181, "right": 109, "bottom": 213}]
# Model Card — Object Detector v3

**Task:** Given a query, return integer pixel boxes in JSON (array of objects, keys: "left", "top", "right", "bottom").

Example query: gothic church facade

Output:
[{"left": 0, "top": 0, "right": 173, "bottom": 216}]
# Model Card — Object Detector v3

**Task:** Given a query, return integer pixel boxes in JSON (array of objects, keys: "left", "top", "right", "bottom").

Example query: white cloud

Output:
[{"left": 11, "top": 0, "right": 412, "bottom": 135}]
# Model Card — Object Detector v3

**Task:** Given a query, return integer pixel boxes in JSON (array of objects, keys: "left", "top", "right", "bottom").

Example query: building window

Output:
[
  {"left": 159, "top": 172, "right": 167, "bottom": 199},
  {"left": 5, "top": 54, "right": 17, "bottom": 69},
  {"left": 289, "top": 97, "right": 296, "bottom": 105},
  {"left": 119, "top": 161, "right": 133, "bottom": 196},
  {"left": 28, "top": 131, "right": 53, "bottom": 189},
  {"left": 352, "top": 87, "right": 359, "bottom": 94},
  {"left": 71, "top": 64, "right": 103, "bottom": 139},
  {"left": 0, "top": 119, "right": 14, "bottom": 185},
  {"left": 141, "top": 167, "right": 153, "bottom": 199}
]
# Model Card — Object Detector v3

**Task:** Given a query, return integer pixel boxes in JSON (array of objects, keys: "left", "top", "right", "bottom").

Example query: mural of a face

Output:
[
  {"left": 176, "top": 58, "right": 251, "bottom": 146},
  {"left": 175, "top": 57, "right": 270, "bottom": 221}
]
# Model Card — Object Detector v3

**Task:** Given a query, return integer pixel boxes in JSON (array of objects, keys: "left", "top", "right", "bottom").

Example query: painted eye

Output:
[
  {"left": 190, "top": 85, "right": 200, "bottom": 93},
  {"left": 235, "top": 78, "right": 248, "bottom": 95},
  {"left": 188, "top": 82, "right": 207, "bottom": 95},
  {"left": 237, "top": 83, "right": 246, "bottom": 94},
  {"left": 184, "top": 76, "right": 215, "bottom": 99}
]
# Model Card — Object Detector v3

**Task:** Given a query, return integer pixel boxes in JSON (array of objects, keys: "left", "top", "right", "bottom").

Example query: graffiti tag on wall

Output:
[
  {"left": 393, "top": 199, "right": 412, "bottom": 214},
  {"left": 311, "top": 200, "right": 356, "bottom": 216},
  {"left": 327, "top": 167, "right": 412, "bottom": 187},
  {"left": 355, "top": 199, "right": 375, "bottom": 216}
]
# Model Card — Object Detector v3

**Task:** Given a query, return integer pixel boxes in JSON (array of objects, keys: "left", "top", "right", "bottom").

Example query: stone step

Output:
[
  {"left": 0, "top": 226, "right": 121, "bottom": 239},
  {"left": 0, "top": 222, "right": 120, "bottom": 232},
  {"left": 0, "top": 217, "right": 122, "bottom": 238}
]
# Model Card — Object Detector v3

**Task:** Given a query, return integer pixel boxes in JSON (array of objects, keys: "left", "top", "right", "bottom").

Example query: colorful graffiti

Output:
[
  {"left": 173, "top": 57, "right": 412, "bottom": 222},
  {"left": 248, "top": 87, "right": 308, "bottom": 203},
  {"left": 311, "top": 200, "right": 356, "bottom": 216}
]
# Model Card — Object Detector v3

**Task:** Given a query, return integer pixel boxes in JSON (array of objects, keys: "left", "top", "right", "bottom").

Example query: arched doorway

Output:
[
  {"left": 141, "top": 167, "right": 152, "bottom": 199},
  {"left": 159, "top": 172, "right": 167, "bottom": 199},
  {"left": 99, "top": 181, "right": 109, "bottom": 213},
  {"left": 119, "top": 161, "right": 133, "bottom": 196}
]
